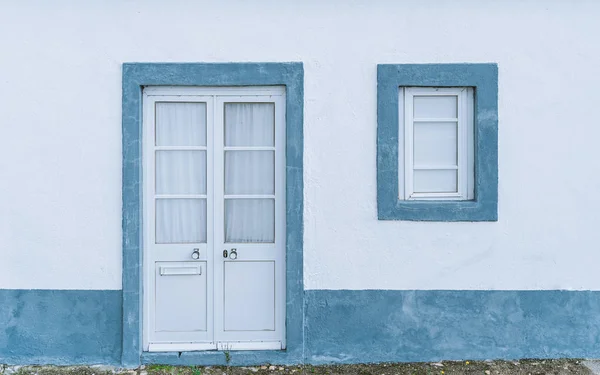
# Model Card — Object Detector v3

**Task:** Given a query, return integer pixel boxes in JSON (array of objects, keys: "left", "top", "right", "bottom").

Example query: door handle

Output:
[
  {"left": 223, "top": 249, "right": 238, "bottom": 260},
  {"left": 191, "top": 248, "right": 200, "bottom": 260}
]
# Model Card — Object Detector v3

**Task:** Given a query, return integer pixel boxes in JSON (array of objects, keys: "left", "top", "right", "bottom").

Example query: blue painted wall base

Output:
[
  {"left": 0, "top": 290, "right": 122, "bottom": 365},
  {"left": 2, "top": 289, "right": 600, "bottom": 365},
  {"left": 305, "top": 290, "right": 600, "bottom": 364}
]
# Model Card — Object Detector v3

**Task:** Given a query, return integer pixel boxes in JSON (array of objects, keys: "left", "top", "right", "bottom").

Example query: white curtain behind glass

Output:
[
  {"left": 155, "top": 102, "right": 207, "bottom": 244},
  {"left": 224, "top": 103, "right": 275, "bottom": 243},
  {"left": 225, "top": 103, "right": 274, "bottom": 146}
]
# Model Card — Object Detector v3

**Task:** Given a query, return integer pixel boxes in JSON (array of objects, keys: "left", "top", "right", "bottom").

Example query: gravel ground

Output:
[{"left": 0, "top": 360, "right": 594, "bottom": 375}]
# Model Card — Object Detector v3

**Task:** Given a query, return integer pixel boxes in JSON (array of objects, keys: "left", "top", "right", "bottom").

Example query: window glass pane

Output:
[
  {"left": 225, "top": 199, "right": 274, "bottom": 243},
  {"left": 156, "top": 199, "right": 206, "bottom": 243},
  {"left": 225, "top": 151, "right": 274, "bottom": 195},
  {"left": 156, "top": 102, "right": 207, "bottom": 146},
  {"left": 156, "top": 151, "right": 206, "bottom": 194},
  {"left": 413, "top": 95, "right": 457, "bottom": 118},
  {"left": 414, "top": 122, "right": 457, "bottom": 166},
  {"left": 413, "top": 170, "right": 457, "bottom": 193},
  {"left": 225, "top": 103, "right": 275, "bottom": 146}
]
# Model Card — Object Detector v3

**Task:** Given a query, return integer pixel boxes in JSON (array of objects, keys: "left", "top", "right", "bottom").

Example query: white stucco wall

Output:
[{"left": 1, "top": 0, "right": 599, "bottom": 290}]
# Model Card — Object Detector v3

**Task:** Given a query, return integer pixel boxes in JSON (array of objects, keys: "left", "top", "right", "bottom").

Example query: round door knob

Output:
[
  {"left": 229, "top": 249, "right": 238, "bottom": 260},
  {"left": 191, "top": 248, "right": 200, "bottom": 260}
]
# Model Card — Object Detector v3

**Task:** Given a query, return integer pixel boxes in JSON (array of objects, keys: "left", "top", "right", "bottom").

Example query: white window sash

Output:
[{"left": 401, "top": 87, "right": 474, "bottom": 201}]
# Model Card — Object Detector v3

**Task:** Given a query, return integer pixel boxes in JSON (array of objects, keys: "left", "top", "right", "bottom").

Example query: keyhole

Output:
[{"left": 223, "top": 249, "right": 228, "bottom": 258}]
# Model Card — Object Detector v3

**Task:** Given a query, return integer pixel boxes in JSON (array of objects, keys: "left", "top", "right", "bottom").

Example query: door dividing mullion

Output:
[
  {"left": 206, "top": 95, "right": 216, "bottom": 348},
  {"left": 213, "top": 97, "right": 226, "bottom": 345}
]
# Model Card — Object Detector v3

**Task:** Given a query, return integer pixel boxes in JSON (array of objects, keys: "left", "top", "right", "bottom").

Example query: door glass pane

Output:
[
  {"left": 413, "top": 95, "right": 457, "bottom": 118},
  {"left": 414, "top": 122, "right": 457, "bottom": 166},
  {"left": 156, "top": 199, "right": 207, "bottom": 243},
  {"left": 156, "top": 102, "right": 207, "bottom": 146},
  {"left": 156, "top": 151, "right": 206, "bottom": 194},
  {"left": 225, "top": 151, "right": 274, "bottom": 195},
  {"left": 413, "top": 170, "right": 457, "bottom": 193},
  {"left": 225, "top": 103, "right": 275, "bottom": 146},
  {"left": 225, "top": 199, "right": 274, "bottom": 243}
]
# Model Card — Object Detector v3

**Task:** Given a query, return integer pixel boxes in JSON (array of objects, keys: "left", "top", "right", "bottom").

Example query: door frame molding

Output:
[{"left": 122, "top": 63, "right": 304, "bottom": 366}]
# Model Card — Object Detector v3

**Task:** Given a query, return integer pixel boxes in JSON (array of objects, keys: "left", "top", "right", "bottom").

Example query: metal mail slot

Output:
[{"left": 159, "top": 265, "right": 202, "bottom": 276}]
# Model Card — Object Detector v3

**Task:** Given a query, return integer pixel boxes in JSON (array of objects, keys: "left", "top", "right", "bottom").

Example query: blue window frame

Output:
[
  {"left": 377, "top": 63, "right": 498, "bottom": 221},
  {"left": 122, "top": 63, "right": 304, "bottom": 366}
]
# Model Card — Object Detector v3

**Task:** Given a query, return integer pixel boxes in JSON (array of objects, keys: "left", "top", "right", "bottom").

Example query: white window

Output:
[{"left": 399, "top": 87, "right": 474, "bottom": 200}]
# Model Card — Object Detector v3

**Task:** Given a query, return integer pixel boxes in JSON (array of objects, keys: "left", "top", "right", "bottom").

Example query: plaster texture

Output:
[{"left": 0, "top": 1, "right": 600, "bottom": 291}]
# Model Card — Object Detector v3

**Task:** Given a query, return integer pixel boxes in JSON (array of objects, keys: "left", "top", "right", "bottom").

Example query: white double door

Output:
[{"left": 142, "top": 87, "right": 286, "bottom": 352}]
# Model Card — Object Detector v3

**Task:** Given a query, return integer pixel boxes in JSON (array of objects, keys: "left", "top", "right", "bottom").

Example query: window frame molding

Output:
[
  {"left": 122, "top": 63, "right": 304, "bottom": 366},
  {"left": 377, "top": 63, "right": 498, "bottom": 221}
]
